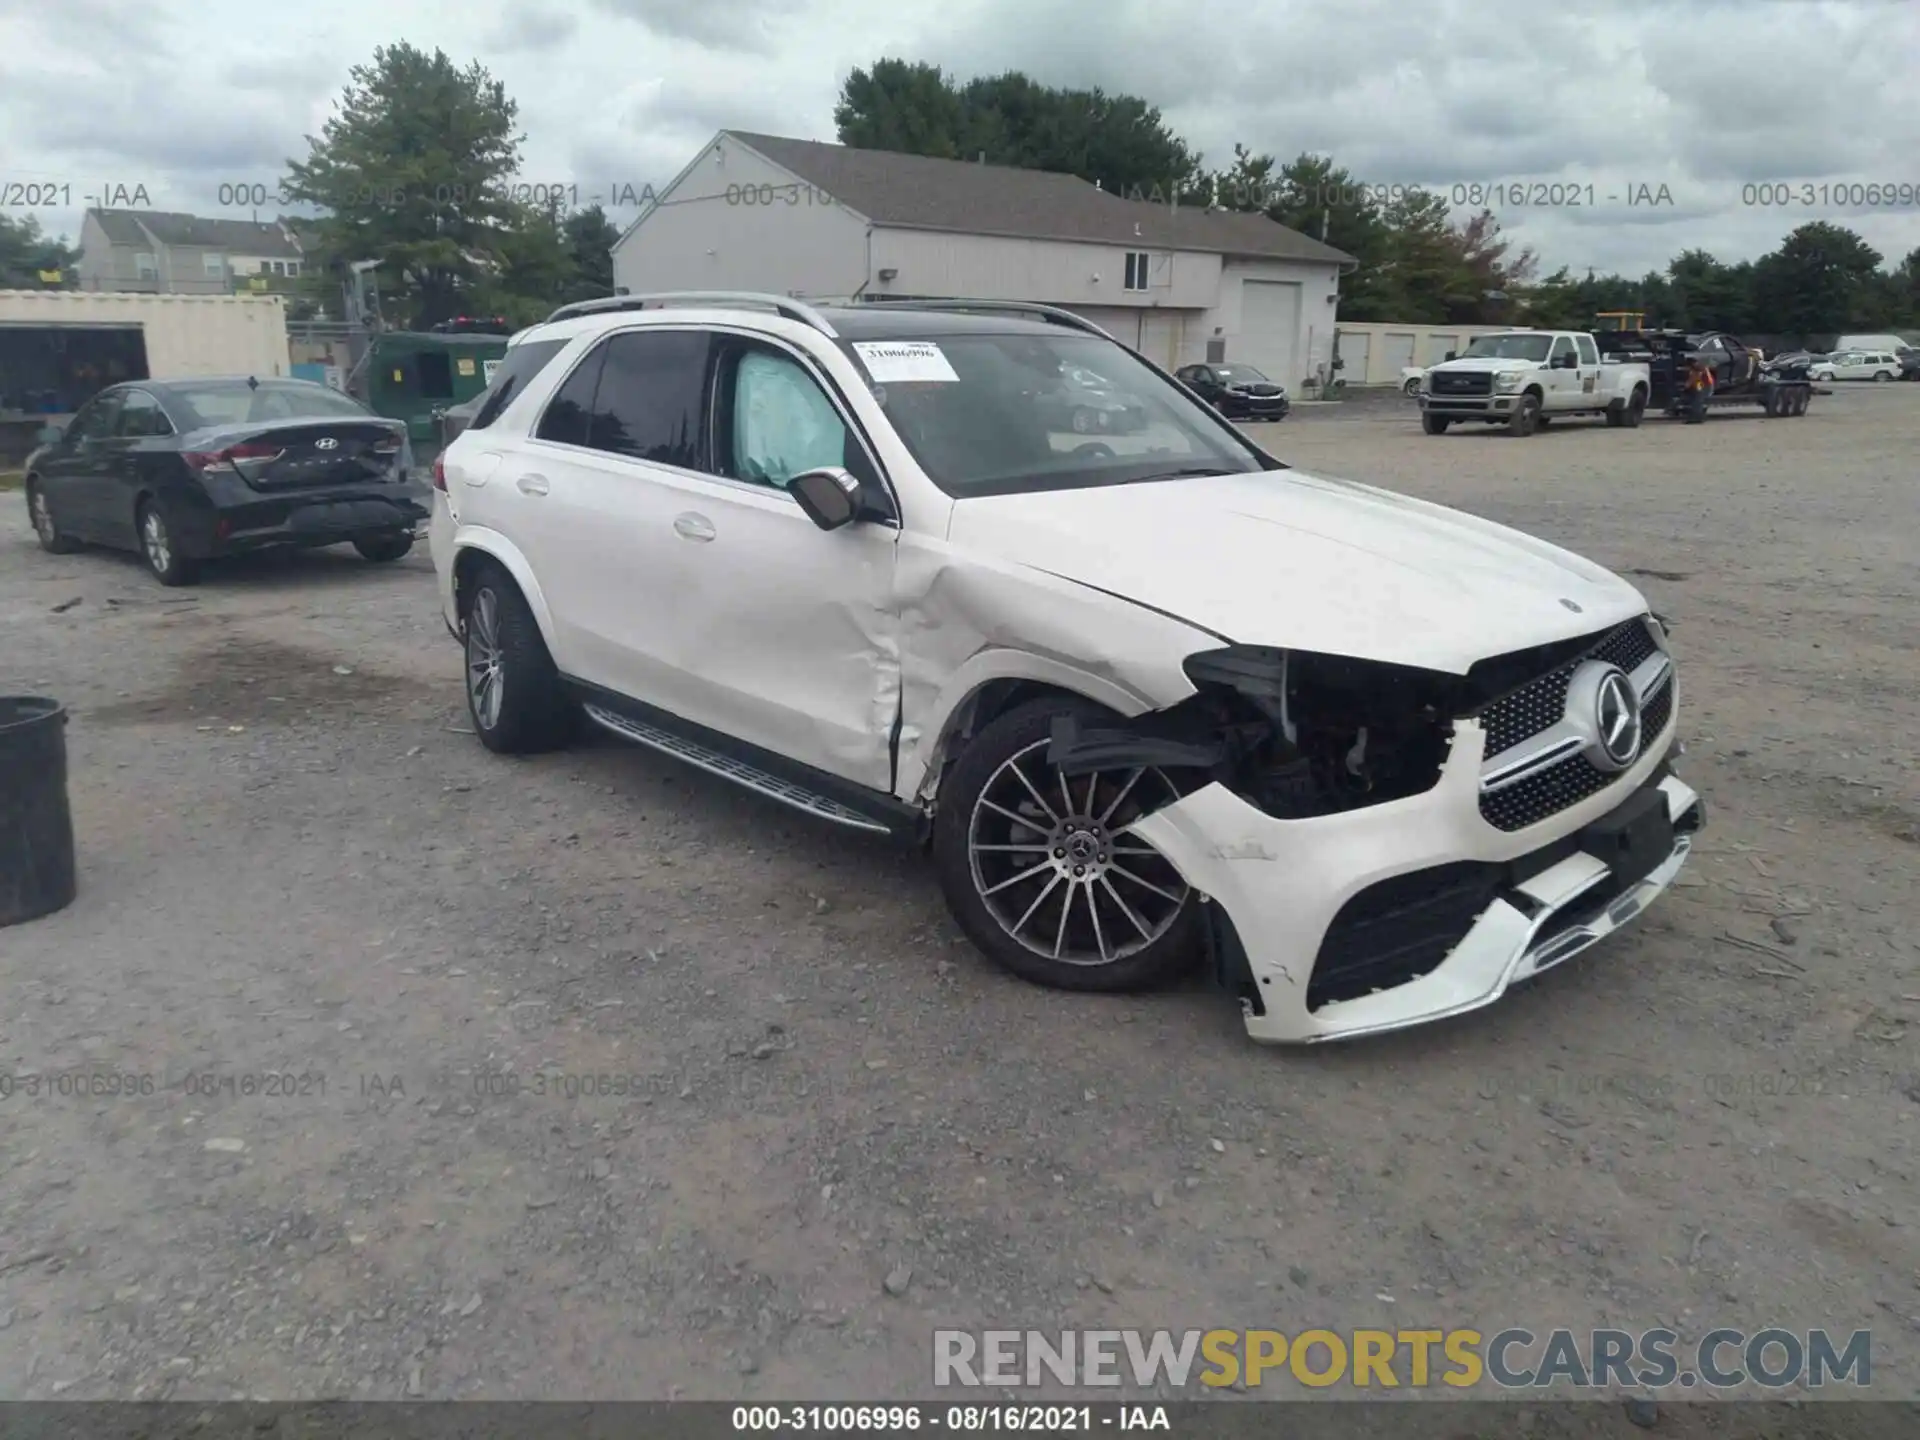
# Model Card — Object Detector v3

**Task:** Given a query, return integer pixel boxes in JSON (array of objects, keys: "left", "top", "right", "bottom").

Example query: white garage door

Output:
[
  {"left": 1237, "top": 281, "right": 1302, "bottom": 388},
  {"left": 1139, "top": 310, "right": 1183, "bottom": 369},
  {"left": 1381, "top": 332, "right": 1417, "bottom": 375}
]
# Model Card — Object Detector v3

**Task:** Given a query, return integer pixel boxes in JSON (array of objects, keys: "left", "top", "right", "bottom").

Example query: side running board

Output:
[{"left": 583, "top": 704, "right": 895, "bottom": 835}]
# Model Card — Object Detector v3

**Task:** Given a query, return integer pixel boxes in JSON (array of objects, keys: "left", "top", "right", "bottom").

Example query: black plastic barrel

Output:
[{"left": 0, "top": 697, "right": 77, "bottom": 926}]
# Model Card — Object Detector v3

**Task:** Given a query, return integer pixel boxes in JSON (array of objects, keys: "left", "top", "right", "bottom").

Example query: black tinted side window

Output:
[
  {"left": 535, "top": 343, "right": 608, "bottom": 447},
  {"left": 586, "top": 330, "right": 710, "bottom": 466},
  {"left": 72, "top": 395, "right": 122, "bottom": 440},
  {"left": 471, "top": 338, "right": 568, "bottom": 430}
]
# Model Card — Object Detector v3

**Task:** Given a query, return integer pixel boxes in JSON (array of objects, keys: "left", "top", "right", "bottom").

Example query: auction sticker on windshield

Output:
[{"left": 853, "top": 341, "right": 959, "bottom": 383}]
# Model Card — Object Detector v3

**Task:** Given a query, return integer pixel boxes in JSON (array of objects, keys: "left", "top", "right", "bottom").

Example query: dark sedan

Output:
[
  {"left": 1173, "top": 362, "right": 1290, "bottom": 421},
  {"left": 23, "top": 377, "right": 429, "bottom": 586}
]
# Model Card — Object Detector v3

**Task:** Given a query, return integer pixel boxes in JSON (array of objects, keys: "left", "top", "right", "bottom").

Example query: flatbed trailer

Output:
[{"left": 1594, "top": 328, "right": 1814, "bottom": 420}]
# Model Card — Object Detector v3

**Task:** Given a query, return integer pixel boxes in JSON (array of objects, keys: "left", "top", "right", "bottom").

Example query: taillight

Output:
[
  {"left": 182, "top": 442, "right": 284, "bottom": 476},
  {"left": 432, "top": 454, "right": 447, "bottom": 491}
]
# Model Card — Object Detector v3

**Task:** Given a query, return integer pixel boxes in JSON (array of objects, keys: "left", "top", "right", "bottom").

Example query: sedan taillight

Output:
[
  {"left": 182, "top": 442, "right": 284, "bottom": 475},
  {"left": 432, "top": 454, "right": 447, "bottom": 491}
]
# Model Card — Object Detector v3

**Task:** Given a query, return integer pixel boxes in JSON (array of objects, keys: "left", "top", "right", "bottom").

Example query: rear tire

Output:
[
  {"left": 461, "top": 561, "right": 579, "bottom": 755},
  {"left": 354, "top": 531, "right": 415, "bottom": 563},
  {"left": 1421, "top": 412, "right": 1450, "bottom": 435},
  {"left": 137, "top": 499, "right": 199, "bottom": 586},
  {"left": 26, "top": 478, "right": 78, "bottom": 554},
  {"left": 1403, "top": 377, "right": 1421, "bottom": 397},
  {"left": 1621, "top": 389, "right": 1647, "bottom": 427},
  {"left": 933, "top": 698, "right": 1201, "bottom": 994},
  {"left": 1874, "top": 370, "right": 1893, "bottom": 383}
]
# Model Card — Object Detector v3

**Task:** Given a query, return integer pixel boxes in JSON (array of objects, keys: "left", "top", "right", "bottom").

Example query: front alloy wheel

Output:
[{"left": 935, "top": 701, "right": 1199, "bottom": 992}]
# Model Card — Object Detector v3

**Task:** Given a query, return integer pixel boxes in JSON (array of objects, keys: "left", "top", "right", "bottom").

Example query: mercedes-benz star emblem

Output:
[
  {"left": 315, "top": 438, "right": 338, "bottom": 450},
  {"left": 1563, "top": 660, "right": 1644, "bottom": 772},
  {"left": 1592, "top": 667, "right": 1643, "bottom": 769}
]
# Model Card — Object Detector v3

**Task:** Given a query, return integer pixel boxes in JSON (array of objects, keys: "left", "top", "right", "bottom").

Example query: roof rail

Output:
[
  {"left": 856, "top": 297, "right": 1116, "bottom": 342},
  {"left": 543, "top": 291, "right": 839, "bottom": 338}
]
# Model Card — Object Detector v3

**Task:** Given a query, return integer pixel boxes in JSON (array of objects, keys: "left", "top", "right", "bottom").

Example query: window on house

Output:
[
  {"left": 135, "top": 253, "right": 157, "bottom": 278},
  {"left": 1123, "top": 252, "right": 1151, "bottom": 292},
  {"left": 287, "top": 261, "right": 300, "bottom": 277},
  {"left": 203, "top": 253, "right": 225, "bottom": 278}
]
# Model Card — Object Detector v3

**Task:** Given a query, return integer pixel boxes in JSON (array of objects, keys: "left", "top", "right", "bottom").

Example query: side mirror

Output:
[
  {"left": 1444, "top": 351, "right": 1457, "bottom": 361},
  {"left": 790, "top": 467, "right": 861, "bottom": 531}
]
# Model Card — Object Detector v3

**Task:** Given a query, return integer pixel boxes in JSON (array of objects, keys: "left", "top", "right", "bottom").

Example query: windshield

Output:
[
  {"left": 1211, "top": 365, "right": 1272, "bottom": 384},
  {"left": 846, "top": 332, "right": 1273, "bottom": 498},
  {"left": 171, "top": 381, "right": 374, "bottom": 429},
  {"left": 1461, "top": 334, "right": 1553, "bottom": 362}
]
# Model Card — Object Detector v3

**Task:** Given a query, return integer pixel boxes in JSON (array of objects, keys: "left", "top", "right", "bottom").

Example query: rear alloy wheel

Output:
[
  {"left": 1874, "top": 370, "right": 1893, "bottom": 383},
  {"left": 1421, "top": 412, "right": 1450, "bottom": 435},
  {"left": 1508, "top": 393, "right": 1541, "bottom": 436},
  {"left": 27, "top": 479, "right": 77, "bottom": 554},
  {"left": 462, "top": 563, "right": 578, "bottom": 755},
  {"left": 1403, "top": 377, "right": 1421, "bottom": 397},
  {"left": 934, "top": 700, "right": 1200, "bottom": 993},
  {"left": 138, "top": 501, "right": 199, "bottom": 586},
  {"left": 354, "top": 531, "right": 415, "bottom": 563}
]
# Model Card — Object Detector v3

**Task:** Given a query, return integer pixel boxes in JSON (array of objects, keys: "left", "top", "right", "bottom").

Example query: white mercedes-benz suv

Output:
[{"left": 429, "top": 292, "right": 1703, "bottom": 1045}]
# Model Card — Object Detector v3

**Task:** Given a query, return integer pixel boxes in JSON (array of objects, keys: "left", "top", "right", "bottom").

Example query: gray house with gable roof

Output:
[
  {"left": 77, "top": 209, "right": 308, "bottom": 296},
  {"left": 611, "top": 131, "right": 1356, "bottom": 389}
]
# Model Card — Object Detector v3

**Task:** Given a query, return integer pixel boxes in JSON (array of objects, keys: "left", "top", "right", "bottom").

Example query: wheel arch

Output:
[
  {"left": 899, "top": 652, "right": 1163, "bottom": 808},
  {"left": 449, "top": 527, "right": 558, "bottom": 651}
]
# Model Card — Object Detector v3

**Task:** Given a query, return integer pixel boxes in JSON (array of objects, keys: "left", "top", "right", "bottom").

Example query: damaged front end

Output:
[
  {"left": 1047, "top": 646, "right": 1466, "bottom": 821},
  {"left": 1045, "top": 646, "right": 1469, "bottom": 1014}
]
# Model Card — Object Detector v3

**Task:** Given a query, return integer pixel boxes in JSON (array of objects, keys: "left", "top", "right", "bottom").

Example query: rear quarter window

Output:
[{"left": 469, "top": 337, "right": 570, "bottom": 430}]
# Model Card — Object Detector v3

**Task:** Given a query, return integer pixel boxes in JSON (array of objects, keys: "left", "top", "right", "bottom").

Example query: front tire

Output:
[
  {"left": 1403, "top": 377, "right": 1421, "bottom": 397},
  {"left": 1421, "top": 412, "right": 1450, "bottom": 435},
  {"left": 26, "top": 478, "right": 78, "bottom": 554},
  {"left": 354, "top": 531, "right": 415, "bottom": 563},
  {"left": 461, "top": 562, "right": 579, "bottom": 754},
  {"left": 933, "top": 698, "right": 1201, "bottom": 993},
  {"left": 1508, "top": 393, "right": 1541, "bottom": 436},
  {"left": 137, "top": 500, "right": 199, "bottom": 586}
]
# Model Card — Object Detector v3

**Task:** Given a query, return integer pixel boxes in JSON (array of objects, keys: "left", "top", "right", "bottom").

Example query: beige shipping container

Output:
[{"left": 0, "top": 289, "right": 289, "bottom": 379}]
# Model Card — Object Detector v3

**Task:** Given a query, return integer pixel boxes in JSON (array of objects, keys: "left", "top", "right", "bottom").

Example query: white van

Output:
[{"left": 1831, "top": 334, "right": 1914, "bottom": 355}]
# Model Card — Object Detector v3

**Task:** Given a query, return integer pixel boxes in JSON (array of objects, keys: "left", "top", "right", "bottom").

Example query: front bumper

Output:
[
  {"left": 1225, "top": 396, "right": 1290, "bottom": 420},
  {"left": 1127, "top": 717, "right": 1702, "bottom": 1044},
  {"left": 1420, "top": 393, "right": 1518, "bottom": 419}
]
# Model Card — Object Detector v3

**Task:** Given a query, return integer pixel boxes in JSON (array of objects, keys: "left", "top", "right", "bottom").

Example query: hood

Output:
[
  {"left": 1431, "top": 355, "right": 1539, "bottom": 374},
  {"left": 946, "top": 468, "right": 1647, "bottom": 674}
]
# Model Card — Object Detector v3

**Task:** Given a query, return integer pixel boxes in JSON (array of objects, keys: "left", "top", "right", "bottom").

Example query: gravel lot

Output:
[{"left": 2, "top": 383, "right": 1916, "bottom": 1406}]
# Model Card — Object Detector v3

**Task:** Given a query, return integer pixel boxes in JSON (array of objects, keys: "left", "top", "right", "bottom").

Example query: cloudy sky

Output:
[{"left": 4, "top": 0, "right": 1916, "bottom": 280}]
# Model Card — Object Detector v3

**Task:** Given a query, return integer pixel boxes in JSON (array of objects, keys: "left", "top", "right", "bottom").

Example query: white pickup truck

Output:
[{"left": 1418, "top": 330, "right": 1652, "bottom": 436}]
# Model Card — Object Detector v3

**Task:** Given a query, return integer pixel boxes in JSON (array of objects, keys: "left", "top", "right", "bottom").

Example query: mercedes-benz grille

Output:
[{"left": 1474, "top": 618, "right": 1674, "bottom": 832}]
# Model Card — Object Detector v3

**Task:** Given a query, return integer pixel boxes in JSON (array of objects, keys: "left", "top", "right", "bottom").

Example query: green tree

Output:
[
  {"left": 834, "top": 60, "right": 1205, "bottom": 200},
  {"left": 1664, "top": 249, "right": 1752, "bottom": 332},
  {"left": 835, "top": 59, "right": 966, "bottom": 158},
  {"left": 283, "top": 43, "right": 524, "bottom": 328},
  {"left": 563, "top": 205, "right": 620, "bottom": 303},
  {"left": 0, "top": 213, "right": 78, "bottom": 287},
  {"left": 1751, "top": 222, "right": 1881, "bottom": 336}
]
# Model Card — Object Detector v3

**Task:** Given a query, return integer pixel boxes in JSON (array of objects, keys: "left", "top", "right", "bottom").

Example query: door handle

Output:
[
  {"left": 674, "top": 512, "right": 716, "bottom": 542},
  {"left": 516, "top": 473, "right": 550, "bottom": 496}
]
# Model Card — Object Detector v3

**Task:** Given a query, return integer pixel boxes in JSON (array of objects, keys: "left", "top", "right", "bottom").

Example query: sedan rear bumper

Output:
[{"left": 175, "top": 476, "right": 430, "bottom": 557}]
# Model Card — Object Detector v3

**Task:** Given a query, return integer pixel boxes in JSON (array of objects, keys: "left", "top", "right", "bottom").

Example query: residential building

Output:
[
  {"left": 77, "top": 210, "right": 307, "bottom": 296},
  {"left": 611, "top": 132, "right": 1355, "bottom": 388}
]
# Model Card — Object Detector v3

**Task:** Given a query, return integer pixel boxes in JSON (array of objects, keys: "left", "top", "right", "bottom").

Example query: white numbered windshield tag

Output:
[{"left": 853, "top": 341, "right": 959, "bottom": 384}]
